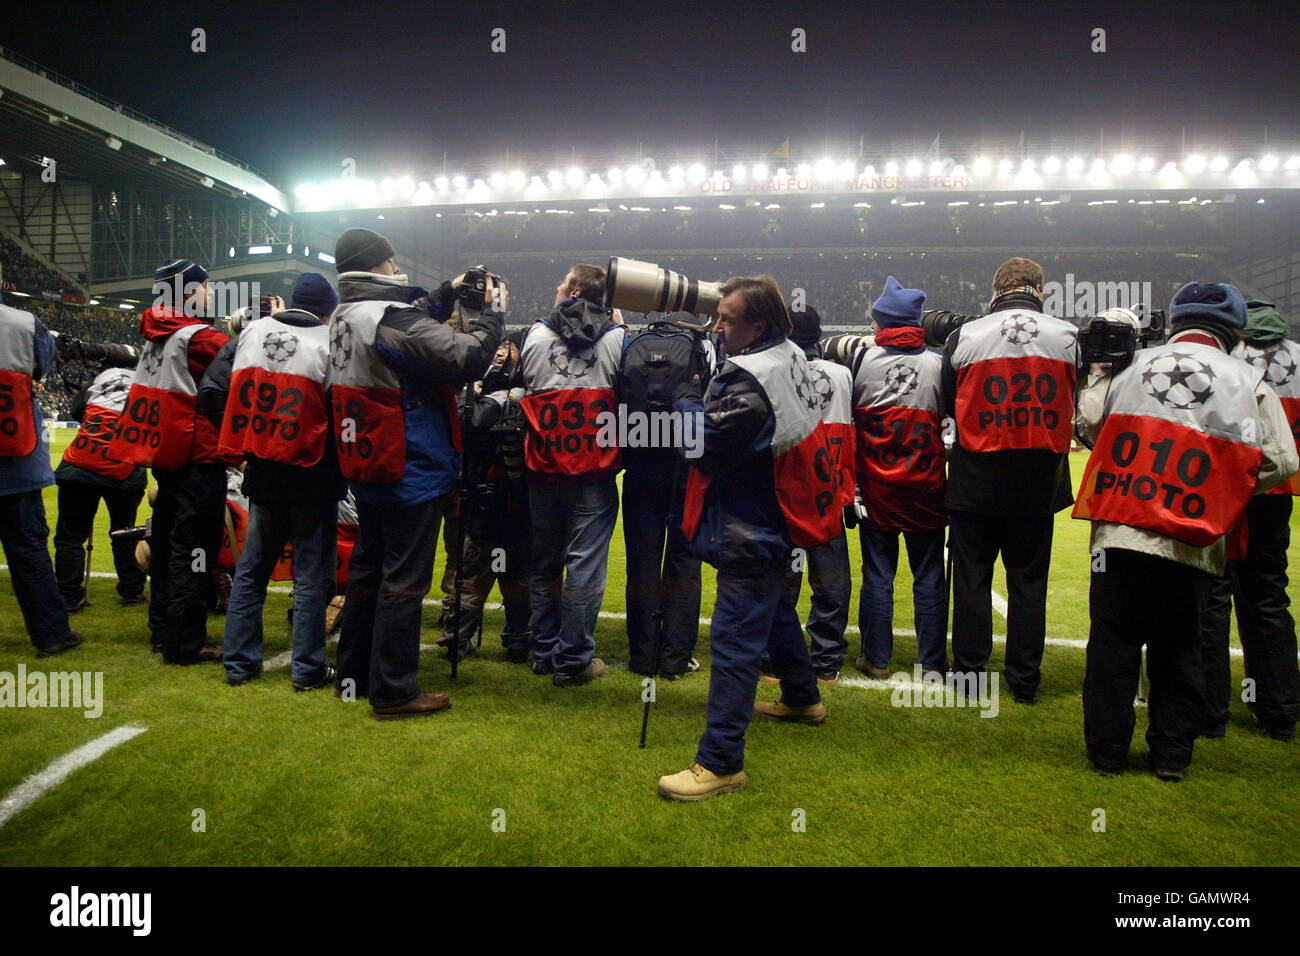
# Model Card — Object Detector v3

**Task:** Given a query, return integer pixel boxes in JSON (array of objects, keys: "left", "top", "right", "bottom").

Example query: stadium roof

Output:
[{"left": 0, "top": 46, "right": 288, "bottom": 209}]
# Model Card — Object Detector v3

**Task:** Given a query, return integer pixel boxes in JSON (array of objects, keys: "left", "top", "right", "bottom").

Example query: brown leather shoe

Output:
[{"left": 371, "top": 692, "right": 451, "bottom": 721}]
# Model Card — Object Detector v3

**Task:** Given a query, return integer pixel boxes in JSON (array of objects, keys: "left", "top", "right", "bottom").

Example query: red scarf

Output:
[{"left": 875, "top": 326, "right": 926, "bottom": 349}]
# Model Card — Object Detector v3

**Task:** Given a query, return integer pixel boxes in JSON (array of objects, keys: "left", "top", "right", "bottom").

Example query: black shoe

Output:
[
  {"left": 65, "top": 595, "right": 88, "bottom": 615},
  {"left": 36, "top": 632, "right": 84, "bottom": 658},
  {"left": 165, "top": 643, "right": 223, "bottom": 665},
  {"left": 505, "top": 647, "right": 531, "bottom": 664},
  {"left": 1201, "top": 723, "right": 1227, "bottom": 739},
  {"left": 293, "top": 664, "right": 338, "bottom": 692},
  {"left": 1091, "top": 762, "right": 1123, "bottom": 777},
  {"left": 121, "top": 592, "right": 147, "bottom": 607},
  {"left": 532, "top": 660, "right": 554, "bottom": 676},
  {"left": 227, "top": 663, "right": 264, "bottom": 687},
  {"left": 1013, "top": 694, "right": 1038, "bottom": 706},
  {"left": 1256, "top": 720, "right": 1295, "bottom": 742}
]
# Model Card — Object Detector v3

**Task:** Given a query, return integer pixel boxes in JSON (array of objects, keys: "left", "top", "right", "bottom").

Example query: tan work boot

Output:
[
  {"left": 754, "top": 698, "right": 827, "bottom": 725},
  {"left": 854, "top": 655, "right": 891, "bottom": 680},
  {"left": 657, "top": 762, "right": 747, "bottom": 802}
]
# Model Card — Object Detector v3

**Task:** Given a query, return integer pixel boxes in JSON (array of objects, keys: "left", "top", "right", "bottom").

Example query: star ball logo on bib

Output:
[
  {"left": 999, "top": 313, "right": 1039, "bottom": 345},
  {"left": 883, "top": 361, "right": 919, "bottom": 397},
  {"left": 808, "top": 365, "right": 835, "bottom": 414},
  {"left": 262, "top": 330, "right": 299, "bottom": 367},
  {"left": 546, "top": 340, "right": 597, "bottom": 379},
  {"left": 1141, "top": 350, "right": 1216, "bottom": 409},
  {"left": 789, "top": 355, "right": 821, "bottom": 413},
  {"left": 1243, "top": 345, "right": 1298, "bottom": 388},
  {"left": 329, "top": 320, "right": 353, "bottom": 371}
]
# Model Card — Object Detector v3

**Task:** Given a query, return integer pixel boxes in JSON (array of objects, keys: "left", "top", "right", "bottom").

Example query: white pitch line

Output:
[
  {"left": 0, "top": 725, "right": 147, "bottom": 829},
  {"left": 0, "top": 569, "right": 1261, "bottom": 659}
]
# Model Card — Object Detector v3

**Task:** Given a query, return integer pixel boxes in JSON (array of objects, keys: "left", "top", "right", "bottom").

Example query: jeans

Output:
[
  {"left": 54, "top": 480, "right": 146, "bottom": 603},
  {"left": 149, "top": 462, "right": 227, "bottom": 662},
  {"left": 622, "top": 455, "right": 702, "bottom": 676},
  {"left": 336, "top": 496, "right": 445, "bottom": 707},
  {"left": 859, "top": 526, "right": 948, "bottom": 671},
  {"left": 787, "top": 530, "right": 852, "bottom": 674},
  {"left": 0, "top": 490, "right": 73, "bottom": 651},
  {"left": 223, "top": 499, "right": 338, "bottom": 685},
  {"left": 696, "top": 567, "right": 821, "bottom": 775},
  {"left": 528, "top": 478, "right": 619, "bottom": 679}
]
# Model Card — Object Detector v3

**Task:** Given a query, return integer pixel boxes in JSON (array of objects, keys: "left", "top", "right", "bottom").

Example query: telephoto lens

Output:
[{"left": 605, "top": 257, "right": 723, "bottom": 317}]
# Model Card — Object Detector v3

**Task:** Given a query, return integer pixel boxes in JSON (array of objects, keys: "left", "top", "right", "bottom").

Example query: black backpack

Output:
[{"left": 618, "top": 322, "right": 711, "bottom": 416}]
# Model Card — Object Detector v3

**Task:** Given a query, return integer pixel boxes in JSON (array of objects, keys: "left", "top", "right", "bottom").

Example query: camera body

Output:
[{"left": 455, "top": 265, "right": 501, "bottom": 312}]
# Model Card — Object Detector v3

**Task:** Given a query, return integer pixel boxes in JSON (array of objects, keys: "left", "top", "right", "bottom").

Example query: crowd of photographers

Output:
[{"left": 1, "top": 238, "right": 1297, "bottom": 800}]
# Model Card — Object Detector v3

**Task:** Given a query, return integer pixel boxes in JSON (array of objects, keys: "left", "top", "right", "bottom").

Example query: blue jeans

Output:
[
  {"left": 697, "top": 568, "right": 821, "bottom": 775},
  {"left": 528, "top": 478, "right": 619, "bottom": 679},
  {"left": 0, "top": 490, "right": 73, "bottom": 651},
  {"left": 859, "top": 526, "right": 948, "bottom": 672},
  {"left": 223, "top": 499, "right": 338, "bottom": 685}
]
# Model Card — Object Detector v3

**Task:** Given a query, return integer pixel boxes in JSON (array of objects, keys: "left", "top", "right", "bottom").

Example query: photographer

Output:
[
  {"left": 657, "top": 275, "right": 841, "bottom": 802},
  {"left": 199, "top": 274, "right": 346, "bottom": 691},
  {"left": 617, "top": 310, "right": 714, "bottom": 681},
  {"left": 851, "top": 278, "right": 949, "bottom": 679},
  {"left": 1074, "top": 283, "right": 1297, "bottom": 779},
  {"left": 109, "top": 258, "right": 232, "bottom": 664},
  {"left": 1197, "top": 298, "right": 1300, "bottom": 741},
  {"left": 939, "top": 258, "right": 1080, "bottom": 704},
  {"left": 53, "top": 364, "right": 148, "bottom": 611},
  {"left": 781, "top": 304, "right": 854, "bottom": 684},
  {"left": 0, "top": 264, "right": 82, "bottom": 656},
  {"left": 519, "top": 264, "right": 627, "bottom": 687},
  {"left": 438, "top": 329, "right": 533, "bottom": 663},
  {"left": 329, "top": 229, "right": 503, "bottom": 719}
]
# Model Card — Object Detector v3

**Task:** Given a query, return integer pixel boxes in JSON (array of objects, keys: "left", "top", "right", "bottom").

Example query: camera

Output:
[
  {"left": 605, "top": 257, "right": 723, "bottom": 317},
  {"left": 51, "top": 331, "right": 139, "bottom": 370},
  {"left": 455, "top": 265, "right": 502, "bottom": 312},
  {"left": 110, "top": 519, "right": 151, "bottom": 545},
  {"left": 920, "top": 309, "right": 979, "bottom": 348},
  {"left": 1078, "top": 305, "right": 1168, "bottom": 371}
]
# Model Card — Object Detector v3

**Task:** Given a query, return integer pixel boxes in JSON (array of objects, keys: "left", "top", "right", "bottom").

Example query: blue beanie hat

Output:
[
  {"left": 154, "top": 258, "right": 208, "bottom": 287},
  {"left": 291, "top": 272, "right": 339, "bottom": 318},
  {"left": 1169, "top": 282, "right": 1247, "bottom": 330},
  {"left": 871, "top": 276, "right": 926, "bottom": 328}
]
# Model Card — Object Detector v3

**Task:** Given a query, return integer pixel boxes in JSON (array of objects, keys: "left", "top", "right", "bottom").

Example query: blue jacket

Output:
[
  {"left": 337, "top": 273, "right": 503, "bottom": 509},
  {"left": 0, "top": 303, "right": 57, "bottom": 496},
  {"left": 675, "top": 335, "right": 790, "bottom": 574}
]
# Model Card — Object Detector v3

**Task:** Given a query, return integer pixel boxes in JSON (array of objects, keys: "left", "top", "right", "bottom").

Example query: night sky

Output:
[{"left": 6, "top": 0, "right": 1300, "bottom": 188}]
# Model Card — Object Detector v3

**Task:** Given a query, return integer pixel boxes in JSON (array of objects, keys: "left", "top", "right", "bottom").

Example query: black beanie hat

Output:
[
  {"left": 334, "top": 228, "right": 395, "bottom": 273},
  {"left": 790, "top": 304, "right": 822, "bottom": 347}
]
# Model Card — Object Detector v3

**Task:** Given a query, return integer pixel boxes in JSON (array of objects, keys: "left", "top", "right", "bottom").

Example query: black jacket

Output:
[
  {"left": 939, "top": 293, "right": 1075, "bottom": 515},
  {"left": 198, "top": 309, "right": 347, "bottom": 506}
]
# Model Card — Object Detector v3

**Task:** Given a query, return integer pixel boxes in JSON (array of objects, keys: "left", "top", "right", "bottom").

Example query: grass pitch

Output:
[{"left": 1, "top": 435, "right": 1297, "bottom": 866}]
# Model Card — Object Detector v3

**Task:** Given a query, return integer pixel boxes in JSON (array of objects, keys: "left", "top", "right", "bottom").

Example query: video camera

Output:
[
  {"left": 1077, "top": 306, "right": 1168, "bottom": 370},
  {"left": 605, "top": 257, "right": 723, "bottom": 318}
]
